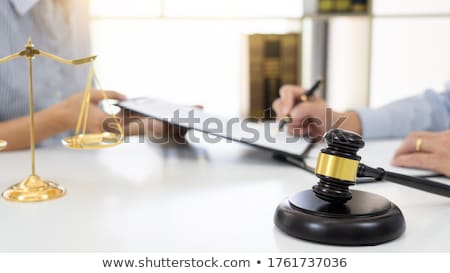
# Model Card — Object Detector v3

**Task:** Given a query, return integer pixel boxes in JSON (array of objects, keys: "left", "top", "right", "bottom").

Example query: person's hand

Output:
[
  {"left": 272, "top": 85, "right": 327, "bottom": 139},
  {"left": 272, "top": 85, "right": 362, "bottom": 139},
  {"left": 56, "top": 90, "right": 126, "bottom": 133},
  {"left": 392, "top": 130, "right": 450, "bottom": 176}
]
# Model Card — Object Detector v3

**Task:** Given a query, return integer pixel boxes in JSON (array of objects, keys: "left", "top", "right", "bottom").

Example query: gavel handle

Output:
[
  {"left": 358, "top": 163, "right": 450, "bottom": 198},
  {"left": 384, "top": 171, "right": 450, "bottom": 198}
]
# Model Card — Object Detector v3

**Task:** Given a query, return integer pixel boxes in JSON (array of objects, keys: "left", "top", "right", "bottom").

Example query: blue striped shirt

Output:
[
  {"left": 356, "top": 83, "right": 450, "bottom": 139},
  {"left": 0, "top": 0, "right": 90, "bottom": 121}
]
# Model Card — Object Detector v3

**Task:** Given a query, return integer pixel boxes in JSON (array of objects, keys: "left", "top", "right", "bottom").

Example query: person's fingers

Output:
[
  {"left": 391, "top": 153, "right": 441, "bottom": 173},
  {"left": 286, "top": 120, "right": 304, "bottom": 136},
  {"left": 272, "top": 98, "right": 282, "bottom": 117},
  {"left": 278, "top": 85, "right": 305, "bottom": 117},
  {"left": 393, "top": 132, "right": 437, "bottom": 158},
  {"left": 286, "top": 121, "right": 323, "bottom": 140},
  {"left": 90, "top": 90, "right": 127, "bottom": 103},
  {"left": 289, "top": 101, "right": 322, "bottom": 124},
  {"left": 86, "top": 102, "right": 123, "bottom": 133}
]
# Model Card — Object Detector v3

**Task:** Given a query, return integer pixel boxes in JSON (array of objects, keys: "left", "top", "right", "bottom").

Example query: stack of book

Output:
[
  {"left": 318, "top": 0, "right": 368, "bottom": 13},
  {"left": 244, "top": 34, "right": 300, "bottom": 120}
]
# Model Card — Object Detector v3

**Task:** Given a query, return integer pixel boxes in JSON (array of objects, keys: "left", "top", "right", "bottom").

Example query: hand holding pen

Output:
[
  {"left": 272, "top": 80, "right": 363, "bottom": 140},
  {"left": 276, "top": 79, "right": 323, "bottom": 131}
]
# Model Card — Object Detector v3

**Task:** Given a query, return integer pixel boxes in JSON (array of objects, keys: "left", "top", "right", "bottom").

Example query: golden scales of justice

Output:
[{"left": 0, "top": 38, "right": 123, "bottom": 202}]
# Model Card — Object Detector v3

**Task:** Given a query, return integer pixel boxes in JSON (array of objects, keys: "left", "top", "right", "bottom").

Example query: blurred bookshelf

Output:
[
  {"left": 299, "top": 0, "right": 450, "bottom": 111},
  {"left": 307, "top": 0, "right": 370, "bottom": 15},
  {"left": 241, "top": 34, "right": 300, "bottom": 119},
  {"left": 243, "top": 1, "right": 374, "bottom": 118},
  {"left": 90, "top": 0, "right": 303, "bottom": 118},
  {"left": 89, "top": 0, "right": 449, "bottom": 117}
]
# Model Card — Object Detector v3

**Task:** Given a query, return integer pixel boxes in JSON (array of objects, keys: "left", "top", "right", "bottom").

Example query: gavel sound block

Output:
[{"left": 274, "top": 129, "right": 405, "bottom": 246}]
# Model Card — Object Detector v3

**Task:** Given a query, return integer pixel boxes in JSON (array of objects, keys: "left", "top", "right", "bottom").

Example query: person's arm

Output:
[
  {"left": 273, "top": 84, "right": 450, "bottom": 139},
  {"left": 0, "top": 90, "right": 126, "bottom": 151},
  {"left": 272, "top": 84, "right": 450, "bottom": 176},
  {"left": 0, "top": 105, "right": 68, "bottom": 150},
  {"left": 355, "top": 87, "right": 450, "bottom": 138}
]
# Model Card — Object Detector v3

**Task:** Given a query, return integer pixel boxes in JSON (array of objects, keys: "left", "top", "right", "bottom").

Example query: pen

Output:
[{"left": 277, "top": 79, "right": 322, "bottom": 131}]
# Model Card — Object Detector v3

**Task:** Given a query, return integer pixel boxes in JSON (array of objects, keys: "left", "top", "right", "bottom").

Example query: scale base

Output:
[
  {"left": 275, "top": 190, "right": 405, "bottom": 246},
  {"left": 2, "top": 175, "right": 65, "bottom": 202}
]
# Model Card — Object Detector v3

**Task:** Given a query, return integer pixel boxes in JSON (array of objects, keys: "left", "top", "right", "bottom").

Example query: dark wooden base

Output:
[{"left": 274, "top": 190, "right": 406, "bottom": 246}]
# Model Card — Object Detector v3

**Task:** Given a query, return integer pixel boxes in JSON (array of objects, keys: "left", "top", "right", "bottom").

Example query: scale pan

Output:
[
  {"left": 0, "top": 140, "right": 7, "bottom": 151},
  {"left": 62, "top": 132, "right": 122, "bottom": 150}
]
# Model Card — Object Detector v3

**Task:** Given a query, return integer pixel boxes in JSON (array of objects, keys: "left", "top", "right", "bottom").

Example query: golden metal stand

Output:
[
  {"left": 0, "top": 140, "right": 6, "bottom": 151},
  {"left": 0, "top": 38, "right": 123, "bottom": 202}
]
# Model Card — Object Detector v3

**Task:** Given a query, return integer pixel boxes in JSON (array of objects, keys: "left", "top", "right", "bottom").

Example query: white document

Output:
[{"left": 119, "top": 98, "right": 312, "bottom": 158}]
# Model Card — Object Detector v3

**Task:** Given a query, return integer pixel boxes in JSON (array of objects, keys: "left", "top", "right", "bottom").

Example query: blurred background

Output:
[{"left": 90, "top": 0, "right": 450, "bottom": 118}]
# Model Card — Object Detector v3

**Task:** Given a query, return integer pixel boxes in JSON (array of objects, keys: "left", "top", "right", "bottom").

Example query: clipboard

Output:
[
  {"left": 119, "top": 97, "right": 315, "bottom": 159},
  {"left": 118, "top": 98, "right": 444, "bottom": 184}
]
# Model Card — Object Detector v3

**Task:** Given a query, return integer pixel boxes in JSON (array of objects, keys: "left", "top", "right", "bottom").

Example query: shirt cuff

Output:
[{"left": 354, "top": 107, "right": 392, "bottom": 139}]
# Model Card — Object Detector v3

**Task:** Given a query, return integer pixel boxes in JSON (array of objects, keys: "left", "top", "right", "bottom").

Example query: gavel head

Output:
[{"left": 313, "top": 129, "right": 365, "bottom": 203}]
